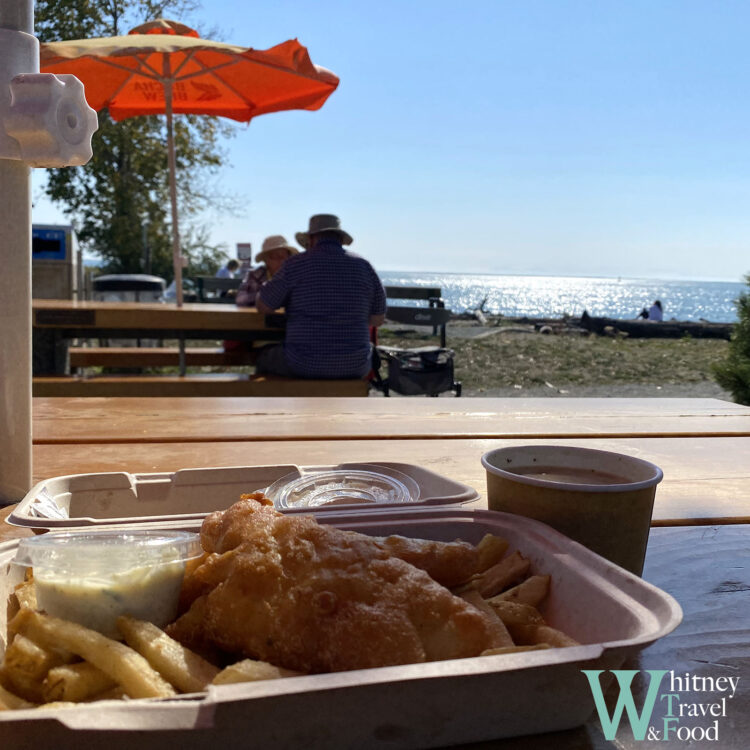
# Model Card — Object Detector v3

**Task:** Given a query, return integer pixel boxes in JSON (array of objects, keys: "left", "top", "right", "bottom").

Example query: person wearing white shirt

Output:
[{"left": 216, "top": 259, "right": 239, "bottom": 279}]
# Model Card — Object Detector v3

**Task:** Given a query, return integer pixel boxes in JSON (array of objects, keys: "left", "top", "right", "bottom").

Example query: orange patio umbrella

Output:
[{"left": 40, "top": 18, "right": 339, "bottom": 304}]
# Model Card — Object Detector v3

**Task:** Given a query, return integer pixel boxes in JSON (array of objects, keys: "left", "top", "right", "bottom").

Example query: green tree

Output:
[
  {"left": 713, "top": 274, "right": 750, "bottom": 404},
  {"left": 35, "top": 0, "right": 237, "bottom": 280}
]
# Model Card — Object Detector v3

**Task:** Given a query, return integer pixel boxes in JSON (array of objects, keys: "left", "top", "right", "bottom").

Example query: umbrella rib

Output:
[
  {"left": 172, "top": 59, "right": 237, "bottom": 81},
  {"left": 133, "top": 54, "right": 167, "bottom": 81},
  {"left": 85, "top": 54, "right": 164, "bottom": 82},
  {"left": 89, "top": 52, "right": 246, "bottom": 89}
]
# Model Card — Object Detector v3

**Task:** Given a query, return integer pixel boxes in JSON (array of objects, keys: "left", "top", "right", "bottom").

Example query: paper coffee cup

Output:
[{"left": 482, "top": 445, "right": 663, "bottom": 575}]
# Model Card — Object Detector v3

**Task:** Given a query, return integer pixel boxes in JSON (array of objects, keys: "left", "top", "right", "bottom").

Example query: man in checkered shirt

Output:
[{"left": 255, "top": 214, "right": 386, "bottom": 379}]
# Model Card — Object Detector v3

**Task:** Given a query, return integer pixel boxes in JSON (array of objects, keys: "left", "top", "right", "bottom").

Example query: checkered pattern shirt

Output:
[{"left": 257, "top": 240, "right": 386, "bottom": 378}]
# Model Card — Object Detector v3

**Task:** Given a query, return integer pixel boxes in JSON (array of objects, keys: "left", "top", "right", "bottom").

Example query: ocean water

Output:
[{"left": 379, "top": 272, "right": 747, "bottom": 323}]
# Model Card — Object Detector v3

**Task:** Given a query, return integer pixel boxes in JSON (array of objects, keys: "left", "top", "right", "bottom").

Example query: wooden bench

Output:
[
  {"left": 32, "top": 374, "right": 370, "bottom": 398},
  {"left": 69, "top": 346, "right": 255, "bottom": 370},
  {"left": 384, "top": 285, "right": 448, "bottom": 347}
]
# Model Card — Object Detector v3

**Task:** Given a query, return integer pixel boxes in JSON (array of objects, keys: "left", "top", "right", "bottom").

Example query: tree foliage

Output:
[
  {"left": 713, "top": 274, "right": 750, "bottom": 405},
  {"left": 35, "top": 0, "right": 236, "bottom": 280}
]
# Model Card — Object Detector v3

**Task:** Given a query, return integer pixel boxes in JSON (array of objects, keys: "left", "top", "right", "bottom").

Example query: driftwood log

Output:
[{"left": 580, "top": 311, "right": 734, "bottom": 340}]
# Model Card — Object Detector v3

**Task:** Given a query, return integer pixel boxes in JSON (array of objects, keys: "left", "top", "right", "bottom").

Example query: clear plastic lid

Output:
[
  {"left": 266, "top": 467, "right": 421, "bottom": 510},
  {"left": 13, "top": 529, "right": 203, "bottom": 575}
]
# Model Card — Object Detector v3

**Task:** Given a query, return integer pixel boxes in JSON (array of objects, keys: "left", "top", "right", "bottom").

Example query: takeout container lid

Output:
[
  {"left": 5, "top": 462, "right": 479, "bottom": 530},
  {"left": 0, "top": 505, "right": 683, "bottom": 747}
]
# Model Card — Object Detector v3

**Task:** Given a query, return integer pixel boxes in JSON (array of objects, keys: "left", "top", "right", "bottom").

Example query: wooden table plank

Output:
[
  {"left": 25, "top": 436, "right": 750, "bottom": 525},
  {"left": 32, "top": 397, "right": 750, "bottom": 444},
  {"left": 33, "top": 299, "right": 272, "bottom": 331}
]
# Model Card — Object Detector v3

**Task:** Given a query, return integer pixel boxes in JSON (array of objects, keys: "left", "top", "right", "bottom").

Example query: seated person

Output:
[
  {"left": 216, "top": 259, "right": 239, "bottom": 279},
  {"left": 648, "top": 299, "right": 664, "bottom": 321},
  {"left": 254, "top": 214, "right": 386, "bottom": 379},
  {"left": 637, "top": 300, "right": 664, "bottom": 321},
  {"left": 235, "top": 236, "right": 298, "bottom": 307}
]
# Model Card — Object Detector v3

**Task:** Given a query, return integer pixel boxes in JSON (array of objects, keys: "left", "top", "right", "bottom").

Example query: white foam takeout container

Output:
[
  {"left": 5, "top": 462, "right": 480, "bottom": 529},
  {"left": 0, "top": 503, "right": 682, "bottom": 748}
]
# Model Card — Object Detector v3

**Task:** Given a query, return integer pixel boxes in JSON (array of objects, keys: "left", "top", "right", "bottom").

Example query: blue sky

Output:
[{"left": 31, "top": 0, "right": 750, "bottom": 281}]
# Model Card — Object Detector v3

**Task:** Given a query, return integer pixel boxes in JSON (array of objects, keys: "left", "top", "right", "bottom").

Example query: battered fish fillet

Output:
[{"left": 167, "top": 498, "right": 506, "bottom": 673}]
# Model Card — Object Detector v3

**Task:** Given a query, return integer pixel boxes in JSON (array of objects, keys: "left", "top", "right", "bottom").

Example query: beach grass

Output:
[{"left": 377, "top": 323, "right": 729, "bottom": 394}]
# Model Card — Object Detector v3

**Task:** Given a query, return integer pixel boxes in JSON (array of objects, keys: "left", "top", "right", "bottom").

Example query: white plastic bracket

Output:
[
  {"left": 0, "top": 26, "right": 98, "bottom": 167},
  {"left": 5, "top": 73, "right": 98, "bottom": 166}
]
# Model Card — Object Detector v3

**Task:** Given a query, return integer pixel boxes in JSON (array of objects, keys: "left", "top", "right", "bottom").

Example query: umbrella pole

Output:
[{"left": 164, "top": 82, "right": 184, "bottom": 307}]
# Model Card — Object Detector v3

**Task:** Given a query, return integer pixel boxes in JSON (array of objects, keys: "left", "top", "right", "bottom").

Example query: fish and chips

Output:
[{"left": 0, "top": 494, "right": 578, "bottom": 711}]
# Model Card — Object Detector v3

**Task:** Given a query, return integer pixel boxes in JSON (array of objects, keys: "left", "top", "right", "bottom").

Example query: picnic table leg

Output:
[
  {"left": 32, "top": 328, "right": 69, "bottom": 375},
  {"left": 178, "top": 334, "right": 186, "bottom": 376}
]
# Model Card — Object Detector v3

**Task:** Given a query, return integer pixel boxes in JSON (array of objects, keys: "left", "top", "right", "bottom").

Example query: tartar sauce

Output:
[{"left": 34, "top": 556, "right": 186, "bottom": 638}]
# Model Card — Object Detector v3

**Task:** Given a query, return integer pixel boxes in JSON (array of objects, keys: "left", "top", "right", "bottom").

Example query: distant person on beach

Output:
[
  {"left": 638, "top": 300, "right": 664, "bottom": 321},
  {"left": 235, "top": 236, "right": 298, "bottom": 307},
  {"left": 254, "top": 214, "right": 386, "bottom": 379},
  {"left": 216, "top": 259, "right": 239, "bottom": 279}
]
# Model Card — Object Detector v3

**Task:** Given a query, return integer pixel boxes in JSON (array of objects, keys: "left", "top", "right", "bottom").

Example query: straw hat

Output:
[
  {"left": 255, "top": 235, "right": 299, "bottom": 264},
  {"left": 295, "top": 214, "right": 353, "bottom": 249}
]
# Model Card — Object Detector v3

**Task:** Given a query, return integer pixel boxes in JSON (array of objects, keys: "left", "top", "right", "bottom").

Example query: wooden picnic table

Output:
[
  {"left": 31, "top": 397, "right": 750, "bottom": 443},
  {"left": 32, "top": 299, "right": 284, "bottom": 375},
  {"left": 32, "top": 299, "right": 279, "bottom": 336},
  {"left": 18, "top": 435, "right": 750, "bottom": 525},
  {"left": 2, "top": 396, "right": 750, "bottom": 747}
]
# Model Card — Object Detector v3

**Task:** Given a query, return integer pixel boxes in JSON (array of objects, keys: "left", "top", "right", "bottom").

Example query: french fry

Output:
[
  {"left": 1, "top": 634, "right": 69, "bottom": 702},
  {"left": 5, "top": 611, "right": 76, "bottom": 665},
  {"left": 4, "top": 633, "right": 67, "bottom": 679},
  {"left": 472, "top": 550, "right": 530, "bottom": 598},
  {"left": 14, "top": 578, "right": 37, "bottom": 611},
  {"left": 42, "top": 662, "right": 117, "bottom": 703},
  {"left": 2, "top": 669, "right": 46, "bottom": 705},
  {"left": 458, "top": 590, "right": 514, "bottom": 647},
  {"left": 117, "top": 615, "right": 220, "bottom": 693},
  {"left": 494, "top": 575, "right": 551, "bottom": 607},
  {"left": 6, "top": 577, "right": 37, "bottom": 629},
  {"left": 485, "top": 599, "right": 546, "bottom": 627},
  {"left": 508, "top": 624, "right": 580, "bottom": 649},
  {"left": 11, "top": 609, "right": 176, "bottom": 699},
  {"left": 0, "top": 681, "right": 34, "bottom": 710},
  {"left": 480, "top": 644, "right": 552, "bottom": 656},
  {"left": 212, "top": 659, "right": 301, "bottom": 685},
  {"left": 475, "top": 534, "right": 510, "bottom": 572}
]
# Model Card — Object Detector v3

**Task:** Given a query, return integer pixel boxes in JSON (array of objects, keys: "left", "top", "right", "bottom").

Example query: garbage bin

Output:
[
  {"left": 92, "top": 274, "right": 166, "bottom": 346},
  {"left": 92, "top": 274, "right": 166, "bottom": 302}
]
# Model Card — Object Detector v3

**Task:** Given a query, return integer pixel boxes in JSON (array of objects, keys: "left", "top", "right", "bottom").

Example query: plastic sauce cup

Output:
[
  {"left": 482, "top": 445, "right": 663, "bottom": 576},
  {"left": 12, "top": 529, "right": 202, "bottom": 637}
]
